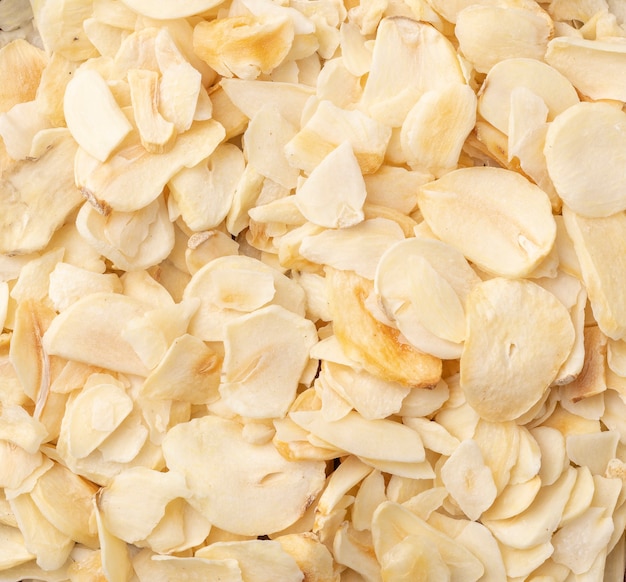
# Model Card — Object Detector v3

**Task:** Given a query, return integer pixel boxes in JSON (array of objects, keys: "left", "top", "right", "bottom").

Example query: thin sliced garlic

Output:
[{"left": 418, "top": 166, "right": 557, "bottom": 278}]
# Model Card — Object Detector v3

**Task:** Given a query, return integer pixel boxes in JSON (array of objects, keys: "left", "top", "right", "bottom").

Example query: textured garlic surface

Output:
[{"left": 2, "top": 0, "right": 626, "bottom": 580}]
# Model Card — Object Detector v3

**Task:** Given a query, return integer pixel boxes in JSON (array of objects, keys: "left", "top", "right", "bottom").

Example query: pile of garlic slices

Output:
[{"left": 3, "top": 0, "right": 626, "bottom": 580}]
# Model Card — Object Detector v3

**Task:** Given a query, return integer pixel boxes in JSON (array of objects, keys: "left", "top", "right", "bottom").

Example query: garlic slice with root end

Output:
[
  {"left": 64, "top": 68, "right": 132, "bottom": 163},
  {"left": 162, "top": 415, "right": 326, "bottom": 537},
  {"left": 221, "top": 305, "right": 318, "bottom": 419},
  {"left": 545, "top": 102, "right": 626, "bottom": 218},
  {"left": 294, "top": 141, "right": 366, "bottom": 228},
  {"left": 128, "top": 68, "right": 176, "bottom": 154},
  {"left": 461, "top": 278, "right": 575, "bottom": 422},
  {"left": 418, "top": 166, "right": 557, "bottom": 278}
]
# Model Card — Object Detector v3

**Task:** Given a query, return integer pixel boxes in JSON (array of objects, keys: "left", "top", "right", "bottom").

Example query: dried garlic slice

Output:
[
  {"left": 418, "top": 166, "right": 557, "bottom": 278},
  {"left": 375, "top": 237, "right": 479, "bottom": 358},
  {"left": 461, "top": 278, "right": 575, "bottom": 422},
  {"left": 193, "top": 14, "right": 294, "bottom": 80},
  {"left": 477, "top": 58, "right": 579, "bottom": 136},
  {"left": 294, "top": 141, "right": 366, "bottom": 228},
  {"left": 455, "top": 5, "right": 553, "bottom": 74},
  {"left": 77, "top": 119, "right": 225, "bottom": 213},
  {"left": 326, "top": 268, "right": 441, "bottom": 387},
  {"left": 562, "top": 206, "right": 626, "bottom": 340},
  {"left": 98, "top": 467, "right": 189, "bottom": 544},
  {"left": 221, "top": 305, "right": 318, "bottom": 418},
  {"left": 162, "top": 415, "right": 326, "bottom": 536},
  {"left": 195, "top": 540, "right": 303, "bottom": 582},
  {"left": 545, "top": 36, "right": 626, "bottom": 101},
  {"left": 440, "top": 439, "right": 497, "bottom": 521},
  {"left": 545, "top": 102, "right": 626, "bottom": 218},
  {"left": 361, "top": 17, "right": 464, "bottom": 127},
  {"left": 0, "top": 129, "right": 81, "bottom": 255},
  {"left": 63, "top": 68, "right": 132, "bottom": 162},
  {"left": 42, "top": 292, "right": 150, "bottom": 376}
]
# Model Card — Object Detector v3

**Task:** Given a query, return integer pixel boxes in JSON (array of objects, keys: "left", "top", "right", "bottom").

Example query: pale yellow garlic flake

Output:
[
  {"left": 456, "top": 4, "right": 553, "bottom": 74},
  {"left": 162, "top": 415, "right": 326, "bottom": 536},
  {"left": 460, "top": 278, "right": 574, "bottom": 422},
  {"left": 545, "top": 102, "right": 626, "bottom": 218},
  {"left": 418, "top": 166, "right": 557, "bottom": 278},
  {"left": 294, "top": 141, "right": 366, "bottom": 228},
  {"left": 221, "top": 305, "right": 318, "bottom": 419},
  {"left": 545, "top": 36, "right": 626, "bottom": 101},
  {"left": 64, "top": 68, "right": 132, "bottom": 162}
]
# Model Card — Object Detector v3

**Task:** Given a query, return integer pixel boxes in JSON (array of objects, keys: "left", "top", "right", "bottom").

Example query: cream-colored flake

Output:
[
  {"left": 360, "top": 17, "right": 465, "bottom": 127},
  {"left": 460, "top": 278, "right": 574, "bottom": 421},
  {"left": 456, "top": 5, "right": 553, "bottom": 74},
  {"left": 562, "top": 206, "right": 626, "bottom": 340},
  {"left": 221, "top": 305, "right": 317, "bottom": 418},
  {"left": 163, "top": 415, "right": 326, "bottom": 536},
  {"left": 295, "top": 141, "right": 365, "bottom": 228},
  {"left": 401, "top": 83, "right": 476, "bottom": 177},
  {"left": 0, "top": 129, "right": 81, "bottom": 255},
  {"left": 76, "top": 119, "right": 225, "bottom": 213},
  {"left": 545, "top": 36, "right": 626, "bottom": 101},
  {"left": 284, "top": 99, "right": 391, "bottom": 174},
  {"left": 418, "top": 167, "right": 556, "bottom": 278},
  {"left": 545, "top": 102, "right": 626, "bottom": 218},
  {"left": 43, "top": 293, "right": 150, "bottom": 376},
  {"left": 64, "top": 68, "right": 132, "bottom": 162},
  {"left": 477, "top": 57, "right": 579, "bottom": 136}
]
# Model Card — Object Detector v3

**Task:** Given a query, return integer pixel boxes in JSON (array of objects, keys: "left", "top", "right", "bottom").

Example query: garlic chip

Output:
[
  {"left": 545, "top": 102, "right": 626, "bottom": 218},
  {"left": 461, "top": 278, "right": 575, "bottom": 422},
  {"left": 162, "top": 416, "right": 326, "bottom": 536},
  {"left": 5, "top": 1, "right": 626, "bottom": 579},
  {"left": 294, "top": 141, "right": 366, "bottom": 228},
  {"left": 221, "top": 305, "right": 318, "bottom": 418}
]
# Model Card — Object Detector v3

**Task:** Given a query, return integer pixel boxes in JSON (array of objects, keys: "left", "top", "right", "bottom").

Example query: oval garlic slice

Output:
[
  {"left": 460, "top": 278, "right": 575, "bottom": 422},
  {"left": 162, "top": 415, "right": 326, "bottom": 536},
  {"left": 418, "top": 166, "right": 556, "bottom": 278},
  {"left": 477, "top": 57, "right": 579, "bottom": 136},
  {"left": 545, "top": 102, "right": 626, "bottom": 218}
]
